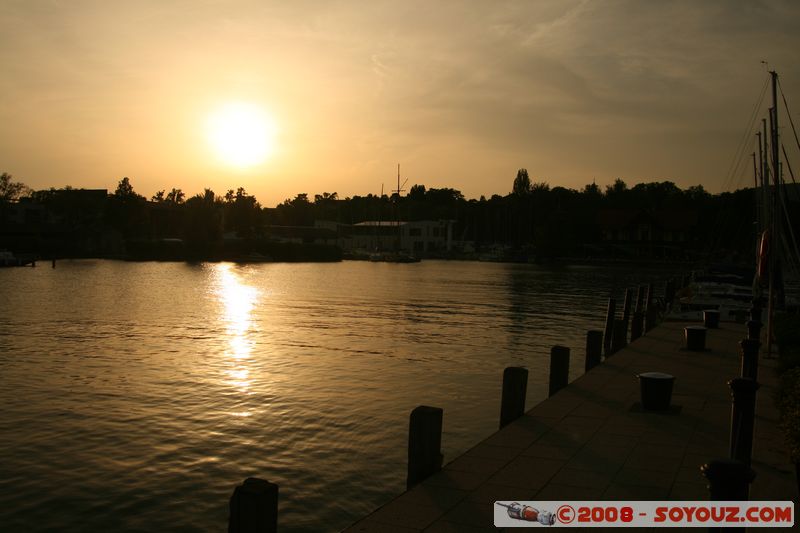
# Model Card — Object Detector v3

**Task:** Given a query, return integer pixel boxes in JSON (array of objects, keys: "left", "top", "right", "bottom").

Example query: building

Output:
[{"left": 315, "top": 219, "right": 455, "bottom": 256}]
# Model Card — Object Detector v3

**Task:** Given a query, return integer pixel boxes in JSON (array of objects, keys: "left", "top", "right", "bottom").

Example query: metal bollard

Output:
[
  {"left": 549, "top": 345, "right": 570, "bottom": 397},
  {"left": 228, "top": 478, "right": 278, "bottom": 533},
  {"left": 407, "top": 405, "right": 444, "bottom": 489},
  {"left": 739, "top": 339, "right": 760, "bottom": 381},
  {"left": 701, "top": 458, "right": 756, "bottom": 507},
  {"left": 747, "top": 320, "right": 762, "bottom": 341},
  {"left": 684, "top": 326, "right": 707, "bottom": 351},
  {"left": 585, "top": 330, "right": 603, "bottom": 372},
  {"left": 729, "top": 378, "right": 759, "bottom": 467},
  {"left": 499, "top": 367, "right": 528, "bottom": 429}
]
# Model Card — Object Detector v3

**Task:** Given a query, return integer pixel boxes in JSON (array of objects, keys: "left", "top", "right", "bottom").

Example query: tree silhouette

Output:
[
  {"left": 1, "top": 172, "right": 31, "bottom": 203},
  {"left": 512, "top": 168, "right": 531, "bottom": 196}
]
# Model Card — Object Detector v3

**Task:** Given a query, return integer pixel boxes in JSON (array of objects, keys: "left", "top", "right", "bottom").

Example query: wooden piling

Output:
[
  {"left": 644, "top": 283, "right": 656, "bottom": 332},
  {"left": 630, "top": 312, "right": 644, "bottom": 341},
  {"left": 664, "top": 278, "right": 676, "bottom": 308},
  {"left": 603, "top": 297, "right": 616, "bottom": 355},
  {"left": 499, "top": 367, "right": 528, "bottom": 429},
  {"left": 228, "top": 477, "right": 278, "bottom": 533},
  {"left": 548, "top": 345, "right": 570, "bottom": 397},
  {"left": 635, "top": 285, "right": 646, "bottom": 313},
  {"left": 585, "top": 330, "right": 603, "bottom": 372},
  {"left": 407, "top": 405, "right": 443, "bottom": 489},
  {"left": 610, "top": 319, "right": 627, "bottom": 355},
  {"left": 622, "top": 288, "right": 633, "bottom": 325}
]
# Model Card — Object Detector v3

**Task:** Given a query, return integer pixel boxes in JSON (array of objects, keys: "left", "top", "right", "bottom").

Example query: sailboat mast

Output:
[{"left": 766, "top": 70, "right": 781, "bottom": 357}]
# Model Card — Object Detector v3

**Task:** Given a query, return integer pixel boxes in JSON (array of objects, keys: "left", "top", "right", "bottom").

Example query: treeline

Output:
[{"left": 1, "top": 169, "right": 786, "bottom": 261}]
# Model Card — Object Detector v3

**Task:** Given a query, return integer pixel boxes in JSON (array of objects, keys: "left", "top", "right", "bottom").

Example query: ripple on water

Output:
[{"left": 0, "top": 260, "right": 675, "bottom": 531}]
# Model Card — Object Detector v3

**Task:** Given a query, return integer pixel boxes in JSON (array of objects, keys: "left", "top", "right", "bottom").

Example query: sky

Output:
[{"left": 1, "top": 0, "right": 799, "bottom": 206}]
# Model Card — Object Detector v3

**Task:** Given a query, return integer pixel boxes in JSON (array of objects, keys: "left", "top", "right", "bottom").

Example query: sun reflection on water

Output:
[{"left": 213, "top": 264, "right": 259, "bottom": 391}]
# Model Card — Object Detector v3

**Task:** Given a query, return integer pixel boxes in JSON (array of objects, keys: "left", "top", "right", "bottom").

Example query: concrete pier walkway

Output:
[{"left": 343, "top": 321, "right": 798, "bottom": 532}]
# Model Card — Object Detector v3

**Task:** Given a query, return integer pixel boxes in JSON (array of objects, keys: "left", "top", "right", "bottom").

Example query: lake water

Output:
[{"left": 0, "top": 260, "right": 674, "bottom": 531}]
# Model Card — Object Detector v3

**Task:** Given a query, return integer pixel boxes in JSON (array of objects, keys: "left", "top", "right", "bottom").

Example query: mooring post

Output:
[
  {"left": 664, "top": 278, "right": 676, "bottom": 309},
  {"left": 603, "top": 297, "right": 616, "bottom": 355},
  {"left": 407, "top": 405, "right": 443, "bottom": 489},
  {"left": 622, "top": 288, "right": 633, "bottom": 325},
  {"left": 746, "top": 320, "right": 762, "bottom": 341},
  {"left": 644, "top": 283, "right": 657, "bottom": 332},
  {"left": 228, "top": 477, "right": 278, "bottom": 533},
  {"left": 630, "top": 312, "right": 644, "bottom": 341},
  {"left": 740, "top": 339, "right": 760, "bottom": 381},
  {"left": 499, "top": 367, "right": 528, "bottom": 429},
  {"left": 610, "top": 318, "right": 627, "bottom": 355},
  {"left": 549, "top": 345, "right": 570, "bottom": 397},
  {"left": 635, "top": 285, "right": 646, "bottom": 314},
  {"left": 701, "top": 458, "right": 756, "bottom": 507},
  {"left": 729, "top": 378, "right": 759, "bottom": 467},
  {"left": 585, "top": 330, "right": 603, "bottom": 372}
]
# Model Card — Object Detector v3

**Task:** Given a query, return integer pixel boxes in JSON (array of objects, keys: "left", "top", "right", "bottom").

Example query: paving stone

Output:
[
  {"left": 603, "top": 483, "right": 670, "bottom": 499},
  {"left": 445, "top": 454, "right": 511, "bottom": 475},
  {"left": 439, "top": 500, "right": 495, "bottom": 527},
  {"left": 346, "top": 518, "right": 420, "bottom": 533},
  {"left": 487, "top": 456, "right": 565, "bottom": 489},
  {"left": 423, "top": 469, "right": 493, "bottom": 491},
  {"left": 366, "top": 499, "right": 444, "bottom": 530},
  {"left": 466, "top": 482, "right": 536, "bottom": 504},
  {"left": 613, "top": 466, "right": 674, "bottom": 490},
  {"left": 534, "top": 483, "right": 605, "bottom": 500},
  {"left": 550, "top": 467, "right": 615, "bottom": 490}
]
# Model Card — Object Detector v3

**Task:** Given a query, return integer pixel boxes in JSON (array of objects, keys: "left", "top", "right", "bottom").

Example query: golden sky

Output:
[{"left": 1, "top": 0, "right": 798, "bottom": 206}]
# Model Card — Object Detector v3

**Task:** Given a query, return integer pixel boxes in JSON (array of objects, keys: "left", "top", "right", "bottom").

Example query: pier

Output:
[{"left": 341, "top": 321, "right": 797, "bottom": 532}]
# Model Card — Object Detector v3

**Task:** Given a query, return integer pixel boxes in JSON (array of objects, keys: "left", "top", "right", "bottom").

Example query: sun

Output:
[{"left": 206, "top": 102, "right": 277, "bottom": 168}]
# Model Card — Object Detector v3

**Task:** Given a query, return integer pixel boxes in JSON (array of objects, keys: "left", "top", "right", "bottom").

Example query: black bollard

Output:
[
  {"left": 630, "top": 311, "right": 644, "bottom": 341},
  {"left": 701, "top": 458, "right": 756, "bottom": 512},
  {"left": 747, "top": 320, "right": 762, "bottom": 341},
  {"left": 585, "top": 330, "right": 603, "bottom": 372},
  {"left": 740, "top": 339, "right": 760, "bottom": 381},
  {"left": 228, "top": 477, "right": 278, "bottom": 533},
  {"left": 51, "top": 259, "right": 56, "bottom": 268},
  {"left": 703, "top": 309, "right": 720, "bottom": 329},
  {"left": 549, "top": 345, "right": 570, "bottom": 397},
  {"left": 407, "top": 405, "right": 443, "bottom": 489},
  {"left": 603, "top": 297, "right": 616, "bottom": 356},
  {"left": 610, "top": 319, "right": 627, "bottom": 355},
  {"left": 684, "top": 326, "right": 707, "bottom": 351},
  {"left": 729, "top": 378, "right": 759, "bottom": 468},
  {"left": 499, "top": 367, "right": 528, "bottom": 429}
]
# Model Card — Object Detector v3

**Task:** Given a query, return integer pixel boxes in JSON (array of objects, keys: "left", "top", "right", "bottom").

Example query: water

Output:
[{"left": 0, "top": 260, "right": 671, "bottom": 531}]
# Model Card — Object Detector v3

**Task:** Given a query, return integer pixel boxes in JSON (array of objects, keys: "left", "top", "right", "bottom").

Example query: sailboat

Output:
[
  {"left": 368, "top": 164, "right": 421, "bottom": 263},
  {"left": 671, "top": 70, "right": 800, "bottom": 325}
]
